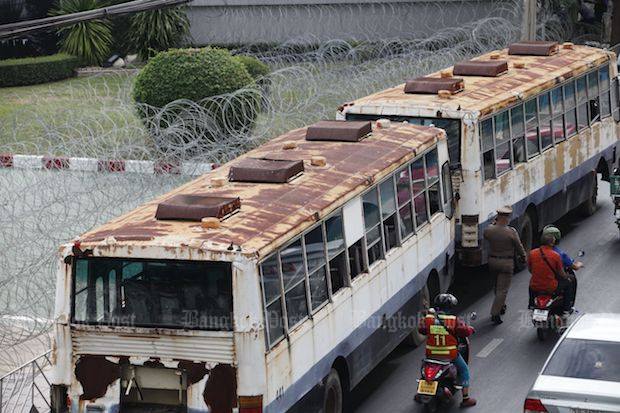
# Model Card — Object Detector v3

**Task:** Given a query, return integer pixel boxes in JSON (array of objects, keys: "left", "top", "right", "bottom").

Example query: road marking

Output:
[{"left": 475, "top": 338, "right": 504, "bottom": 358}]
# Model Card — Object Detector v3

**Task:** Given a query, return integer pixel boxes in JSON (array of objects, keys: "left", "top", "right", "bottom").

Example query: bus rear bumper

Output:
[{"left": 456, "top": 246, "right": 483, "bottom": 267}]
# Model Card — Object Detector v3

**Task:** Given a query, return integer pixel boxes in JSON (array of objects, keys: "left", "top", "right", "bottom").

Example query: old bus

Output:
[
  {"left": 339, "top": 41, "right": 620, "bottom": 272},
  {"left": 50, "top": 120, "right": 455, "bottom": 412}
]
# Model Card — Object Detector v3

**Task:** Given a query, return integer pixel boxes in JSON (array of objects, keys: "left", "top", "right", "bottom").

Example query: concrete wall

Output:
[{"left": 187, "top": 0, "right": 521, "bottom": 45}]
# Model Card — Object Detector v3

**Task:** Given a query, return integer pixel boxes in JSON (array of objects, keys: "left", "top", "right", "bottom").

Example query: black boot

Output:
[{"left": 491, "top": 315, "right": 503, "bottom": 325}]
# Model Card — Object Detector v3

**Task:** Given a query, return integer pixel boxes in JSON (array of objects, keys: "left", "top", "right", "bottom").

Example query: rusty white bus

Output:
[
  {"left": 339, "top": 41, "right": 620, "bottom": 273},
  {"left": 50, "top": 120, "right": 455, "bottom": 413}
]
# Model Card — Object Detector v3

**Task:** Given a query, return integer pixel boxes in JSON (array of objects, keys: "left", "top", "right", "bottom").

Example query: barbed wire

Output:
[{"left": 0, "top": 0, "right": 576, "bottom": 373}]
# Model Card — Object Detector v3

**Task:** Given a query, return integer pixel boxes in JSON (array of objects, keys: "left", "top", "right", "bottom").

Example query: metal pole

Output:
[
  {"left": 522, "top": 0, "right": 537, "bottom": 41},
  {"left": 1, "top": 377, "right": 3, "bottom": 413}
]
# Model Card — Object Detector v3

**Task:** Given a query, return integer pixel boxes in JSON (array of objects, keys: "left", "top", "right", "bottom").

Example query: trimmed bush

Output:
[
  {"left": 133, "top": 47, "right": 255, "bottom": 107},
  {"left": 0, "top": 54, "right": 79, "bottom": 87},
  {"left": 234, "top": 55, "right": 270, "bottom": 79},
  {"left": 133, "top": 47, "right": 260, "bottom": 154}
]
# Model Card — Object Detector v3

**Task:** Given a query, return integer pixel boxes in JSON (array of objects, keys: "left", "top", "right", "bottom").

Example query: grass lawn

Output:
[{"left": 0, "top": 72, "right": 149, "bottom": 156}]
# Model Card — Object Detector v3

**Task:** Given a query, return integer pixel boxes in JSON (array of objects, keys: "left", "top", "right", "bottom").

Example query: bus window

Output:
[
  {"left": 441, "top": 161, "right": 453, "bottom": 219},
  {"left": 348, "top": 239, "right": 366, "bottom": 280},
  {"left": 411, "top": 157, "right": 429, "bottom": 226},
  {"left": 304, "top": 226, "right": 328, "bottom": 311},
  {"left": 379, "top": 177, "right": 399, "bottom": 252},
  {"left": 344, "top": 113, "right": 461, "bottom": 167},
  {"left": 599, "top": 66, "right": 611, "bottom": 118},
  {"left": 73, "top": 259, "right": 233, "bottom": 330},
  {"left": 305, "top": 227, "right": 326, "bottom": 273},
  {"left": 325, "top": 213, "right": 347, "bottom": 294},
  {"left": 538, "top": 92, "right": 553, "bottom": 150},
  {"left": 551, "top": 87, "right": 565, "bottom": 143},
  {"left": 425, "top": 149, "right": 442, "bottom": 216},
  {"left": 612, "top": 77, "right": 620, "bottom": 121},
  {"left": 525, "top": 98, "right": 541, "bottom": 158},
  {"left": 494, "top": 110, "right": 511, "bottom": 175},
  {"left": 261, "top": 254, "right": 285, "bottom": 346},
  {"left": 588, "top": 71, "right": 600, "bottom": 123},
  {"left": 510, "top": 104, "right": 526, "bottom": 163},
  {"left": 281, "top": 238, "right": 308, "bottom": 329},
  {"left": 564, "top": 81, "right": 578, "bottom": 138},
  {"left": 396, "top": 166, "right": 414, "bottom": 239},
  {"left": 363, "top": 187, "right": 384, "bottom": 266},
  {"left": 481, "top": 118, "right": 495, "bottom": 180},
  {"left": 577, "top": 75, "right": 589, "bottom": 130}
]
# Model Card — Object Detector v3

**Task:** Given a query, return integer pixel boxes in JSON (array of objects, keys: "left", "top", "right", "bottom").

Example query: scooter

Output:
[
  {"left": 531, "top": 292, "right": 568, "bottom": 341},
  {"left": 415, "top": 312, "right": 476, "bottom": 412}
]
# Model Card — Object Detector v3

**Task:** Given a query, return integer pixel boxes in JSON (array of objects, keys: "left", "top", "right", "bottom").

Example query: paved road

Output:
[{"left": 352, "top": 181, "right": 620, "bottom": 413}]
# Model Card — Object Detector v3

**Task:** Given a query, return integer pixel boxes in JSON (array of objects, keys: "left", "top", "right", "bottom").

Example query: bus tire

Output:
[
  {"left": 516, "top": 213, "right": 533, "bottom": 271},
  {"left": 402, "top": 285, "right": 430, "bottom": 347},
  {"left": 578, "top": 174, "right": 598, "bottom": 217},
  {"left": 324, "top": 368, "right": 343, "bottom": 413}
]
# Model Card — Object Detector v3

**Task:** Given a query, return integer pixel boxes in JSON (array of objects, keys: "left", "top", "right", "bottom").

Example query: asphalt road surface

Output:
[{"left": 352, "top": 181, "right": 620, "bottom": 413}]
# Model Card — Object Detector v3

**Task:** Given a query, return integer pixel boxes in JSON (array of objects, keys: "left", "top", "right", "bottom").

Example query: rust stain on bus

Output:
[
  {"left": 203, "top": 364, "right": 237, "bottom": 413},
  {"left": 544, "top": 153, "right": 555, "bottom": 185},
  {"left": 74, "top": 356, "right": 120, "bottom": 400},
  {"left": 77, "top": 123, "right": 445, "bottom": 258}
]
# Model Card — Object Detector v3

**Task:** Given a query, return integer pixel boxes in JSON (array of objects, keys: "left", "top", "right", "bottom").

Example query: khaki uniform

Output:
[{"left": 483, "top": 222, "right": 526, "bottom": 317}]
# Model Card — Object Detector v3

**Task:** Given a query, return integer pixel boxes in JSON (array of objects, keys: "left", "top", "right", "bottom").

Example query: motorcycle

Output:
[
  {"left": 531, "top": 251, "right": 584, "bottom": 341},
  {"left": 415, "top": 312, "right": 476, "bottom": 412}
]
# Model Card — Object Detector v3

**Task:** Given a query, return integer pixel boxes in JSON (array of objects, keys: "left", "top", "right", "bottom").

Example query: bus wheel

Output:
[
  {"left": 402, "top": 285, "right": 430, "bottom": 347},
  {"left": 578, "top": 174, "right": 598, "bottom": 216},
  {"left": 324, "top": 369, "right": 343, "bottom": 413}
]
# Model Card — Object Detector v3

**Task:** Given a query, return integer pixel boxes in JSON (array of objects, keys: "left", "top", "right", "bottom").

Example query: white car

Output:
[{"left": 524, "top": 313, "right": 620, "bottom": 413}]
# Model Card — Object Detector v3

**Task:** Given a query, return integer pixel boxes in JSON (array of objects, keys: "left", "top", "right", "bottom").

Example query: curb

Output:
[{"left": 0, "top": 154, "right": 218, "bottom": 176}]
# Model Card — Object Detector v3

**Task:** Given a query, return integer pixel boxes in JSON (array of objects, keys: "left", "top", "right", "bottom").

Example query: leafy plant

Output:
[
  {"left": 132, "top": 47, "right": 259, "bottom": 153},
  {"left": 234, "top": 55, "right": 270, "bottom": 79},
  {"left": 51, "top": 0, "right": 113, "bottom": 66},
  {"left": 0, "top": 54, "right": 79, "bottom": 87},
  {"left": 128, "top": 6, "right": 190, "bottom": 61}
]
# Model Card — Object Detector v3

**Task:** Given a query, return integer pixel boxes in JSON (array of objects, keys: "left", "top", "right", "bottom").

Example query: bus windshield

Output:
[
  {"left": 345, "top": 113, "right": 461, "bottom": 167},
  {"left": 72, "top": 258, "right": 233, "bottom": 331}
]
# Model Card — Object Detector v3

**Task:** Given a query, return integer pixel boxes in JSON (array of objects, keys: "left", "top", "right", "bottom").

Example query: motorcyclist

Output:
[
  {"left": 541, "top": 225, "right": 582, "bottom": 308},
  {"left": 417, "top": 293, "right": 477, "bottom": 408},
  {"left": 528, "top": 234, "right": 574, "bottom": 313}
]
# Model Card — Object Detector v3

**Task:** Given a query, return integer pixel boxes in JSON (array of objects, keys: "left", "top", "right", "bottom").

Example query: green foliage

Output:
[
  {"left": 234, "top": 55, "right": 270, "bottom": 79},
  {"left": 52, "top": 0, "right": 113, "bottom": 66},
  {"left": 128, "top": 6, "right": 190, "bottom": 61},
  {"left": 132, "top": 47, "right": 259, "bottom": 152},
  {"left": 133, "top": 47, "right": 255, "bottom": 107},
  {"left": 0, "top": 54, "right": 80, "bottom": 87}
]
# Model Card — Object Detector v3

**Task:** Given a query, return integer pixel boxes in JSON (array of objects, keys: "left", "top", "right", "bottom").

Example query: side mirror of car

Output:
[{"left": 469, "top": 312, "right": 477, "bottom": 321}]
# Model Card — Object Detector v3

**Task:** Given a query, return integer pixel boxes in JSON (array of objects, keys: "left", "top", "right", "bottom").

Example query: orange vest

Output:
[{"left": 425, "top": 314, "right": 458, "bottom": 360}]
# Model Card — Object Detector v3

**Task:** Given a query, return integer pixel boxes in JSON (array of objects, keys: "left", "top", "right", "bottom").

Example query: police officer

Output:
[{"left": 483, "top": 206, "right": 526, "bottom": 325}]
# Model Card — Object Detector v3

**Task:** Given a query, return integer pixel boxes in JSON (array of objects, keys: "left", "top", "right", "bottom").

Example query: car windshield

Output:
[
  {"left": 345, "top": 113, "right": 461, "bottom": 168},
  {"left": 72, "top": 258, "right": 233, "bottom": 330},
  {"left": 543, "top": 338, "right": 620, "bottom": 382}
]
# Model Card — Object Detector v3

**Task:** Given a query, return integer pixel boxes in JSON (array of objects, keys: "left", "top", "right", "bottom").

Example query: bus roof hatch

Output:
[
  {"left": 229, "top": 158, "right": 304, "bottom": 183},
  {"left": 305, "top": 120, "right": 372, "bottom": 142},
  {"left": 508, "top": 41, "right": 559, "bottom": 56},
  {"left": 155, "top": 194, "right": 240, "bottom": 221},
  {"left": 453, "top": 60, "right": 509, "bottom": 77},
  {"left": 404, "top": 77, "right": 464, "bottom": 95}
]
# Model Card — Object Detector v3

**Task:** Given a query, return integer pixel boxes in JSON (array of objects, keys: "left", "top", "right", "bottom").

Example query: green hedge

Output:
[
  {"left": 0, "top": 54, "right": 79, "bottom": 87},
  {"left": 234, "top": 55, "right": 270, "bottom": 79}
]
